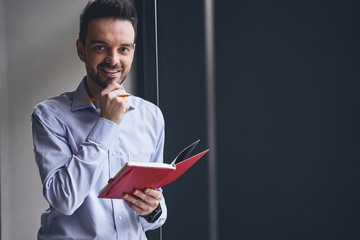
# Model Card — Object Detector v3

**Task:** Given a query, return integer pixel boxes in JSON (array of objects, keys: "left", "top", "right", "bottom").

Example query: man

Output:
[{"left": 31, "top": 0, "right": 166, "bottom": 239}]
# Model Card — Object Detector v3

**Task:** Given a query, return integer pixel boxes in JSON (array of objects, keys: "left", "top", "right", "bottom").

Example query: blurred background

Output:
[{"left": 1, "top": 0, "right": 360, "bottom": 239}]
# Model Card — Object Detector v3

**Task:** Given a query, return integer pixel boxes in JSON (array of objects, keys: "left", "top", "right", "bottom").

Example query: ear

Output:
[
  {"left": 76, "top": 39, "right": 85, "bottom": 62},
  {"left": 131, "top": 43, "right": 136, "bottom": 59}
]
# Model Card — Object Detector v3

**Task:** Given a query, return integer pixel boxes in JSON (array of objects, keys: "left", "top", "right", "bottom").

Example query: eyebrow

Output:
[
  {"left": 89, "top": 39, "right": 134, "bottom": 48},
  {"left": 89, "top": 39, "right": 109, "bottom": 45}
]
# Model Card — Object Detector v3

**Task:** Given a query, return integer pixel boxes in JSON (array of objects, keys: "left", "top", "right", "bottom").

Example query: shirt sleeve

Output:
[
  {"left": 140, "top": 196, "right": 168, "bottom": 231},
  {"left": 32, "top": 109, "right": 119, "bottom": 215}
]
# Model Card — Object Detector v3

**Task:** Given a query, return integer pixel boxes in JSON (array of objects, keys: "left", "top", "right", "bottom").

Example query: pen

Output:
[{"left": 82, "top": 94, "right": 131, "bottom": 102}]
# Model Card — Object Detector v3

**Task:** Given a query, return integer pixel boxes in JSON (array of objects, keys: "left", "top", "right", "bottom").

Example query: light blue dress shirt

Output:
[{"left": 31, "top": 78, "right": 167, "bottom": 240}]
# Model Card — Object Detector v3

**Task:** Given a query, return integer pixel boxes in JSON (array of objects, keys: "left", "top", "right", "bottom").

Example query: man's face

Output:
[{"left": 77, "top": 18, "right": 135, "bottom": 89}]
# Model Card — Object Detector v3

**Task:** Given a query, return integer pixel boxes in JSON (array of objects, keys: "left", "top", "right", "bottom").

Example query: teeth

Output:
[{"left": 103, "top": 69, "right": 120, "bottom": 74}]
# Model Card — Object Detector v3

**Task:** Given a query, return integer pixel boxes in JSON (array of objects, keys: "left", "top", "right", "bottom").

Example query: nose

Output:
[{"left": 105, "top": 49, "right": 120, "bottom": 66}]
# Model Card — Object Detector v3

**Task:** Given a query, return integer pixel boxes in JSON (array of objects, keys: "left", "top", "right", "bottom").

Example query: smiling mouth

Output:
[{"left": 102, "top": 68, "right": 121, "bottom": 74}]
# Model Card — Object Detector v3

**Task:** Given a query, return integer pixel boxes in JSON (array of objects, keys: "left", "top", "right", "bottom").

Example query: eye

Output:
[
  {"left": 94, "top": 45, "right": 106, "bottom": 51},
  {"left": 119, "top": 47, "right": 130, "bottom": 53}
]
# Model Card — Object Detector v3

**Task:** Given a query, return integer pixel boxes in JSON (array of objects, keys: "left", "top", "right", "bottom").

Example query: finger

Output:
[
  {"left": 102, "top": 82, "right": 129, "bottom": 97},
  {"left": 125, "top": 200, "right": 149, "bottom": 216},
  {"left": 133, "top": 190, "right": 154, "bottom": 204},
  {"left": 124, "top": 193, "right": 147, "bottom": 207},
  {"left": 102, "top": 88, "right": 126, "bottom": 99},
  {"left": 123, "top": 103, "right": 130, "bottom": 113},
  {"left": 124, "top": 194, "right": 152, "bottom": 215},
  {"left": 143, "top": 189, "right": 163, "bottom": 201},
  {"left": 104, "top": 81, "right": 122, "bottom": 91}
]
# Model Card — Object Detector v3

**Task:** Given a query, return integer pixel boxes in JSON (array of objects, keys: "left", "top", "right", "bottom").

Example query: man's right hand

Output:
[{"left": 99, "top": 81, "right": 130, "bottom": 125}]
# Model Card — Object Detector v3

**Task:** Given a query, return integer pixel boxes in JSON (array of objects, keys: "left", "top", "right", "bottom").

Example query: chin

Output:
[{"left": 89, "top": 73, "right": 127, "bottom": 89}]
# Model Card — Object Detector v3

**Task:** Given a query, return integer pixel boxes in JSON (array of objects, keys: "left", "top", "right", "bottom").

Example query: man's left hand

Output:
[{"left": 124, "top": 188, "right": 163, "bottom": 216}]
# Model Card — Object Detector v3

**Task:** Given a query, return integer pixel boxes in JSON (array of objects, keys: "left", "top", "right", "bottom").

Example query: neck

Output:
[
  {"left": 85, "top": 76, "right": 102, "bottom": 99},
  {"left": 84, "top": 77, "right": 102, "bottom": 108}
]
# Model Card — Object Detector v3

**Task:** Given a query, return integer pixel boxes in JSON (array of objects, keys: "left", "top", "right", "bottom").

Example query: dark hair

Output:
[{"left": 79, "top": 0, "right": 138, "bottom": 45}]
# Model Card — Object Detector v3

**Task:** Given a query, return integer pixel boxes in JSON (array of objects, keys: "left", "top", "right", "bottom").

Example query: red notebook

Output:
[{"left": 98, "top": 140, "right": 209, "bottom": 199}]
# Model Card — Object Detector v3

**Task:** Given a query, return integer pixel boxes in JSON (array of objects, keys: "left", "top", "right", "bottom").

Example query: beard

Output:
[{"left": 85, "top": 62, "right": 127, "bottom": 89}]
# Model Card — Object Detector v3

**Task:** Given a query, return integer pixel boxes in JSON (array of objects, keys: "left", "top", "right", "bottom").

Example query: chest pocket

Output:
[{"left": 127, "top": 154, "right": 152, "bottom": 163}]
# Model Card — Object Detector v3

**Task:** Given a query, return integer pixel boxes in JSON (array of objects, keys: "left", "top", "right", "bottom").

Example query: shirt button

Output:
[
  {"left": 112, "top": 152, "right": 116, "bottom": 156},
  {"left": 118, "top": 215, "right": 122, "bottom": 221}
]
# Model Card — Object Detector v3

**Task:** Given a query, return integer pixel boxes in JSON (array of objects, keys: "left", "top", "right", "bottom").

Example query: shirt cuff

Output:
[
  {"left": 142, "top": 204, "right": 162, "bottom": 223},
  {"left": 86, "top": 117, "right": 120, "bottom": 149}
]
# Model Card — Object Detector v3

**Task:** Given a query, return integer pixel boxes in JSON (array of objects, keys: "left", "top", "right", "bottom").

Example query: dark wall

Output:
[
  {"left": 157, "top": 1, "right": 209, "bottom": 239},
  {"left": 136, "top": 0, "right": 209, "bottom": 239},
  {"left": 216, "top": 0, "right": 360, "bottom": 239},
  {"left": 137, "top": 0, "right": 360, "bottom": 239}
]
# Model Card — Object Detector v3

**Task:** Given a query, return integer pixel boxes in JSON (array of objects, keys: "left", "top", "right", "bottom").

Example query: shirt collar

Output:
[{"left": 71, "top": 77, "right": 135, "bottom": 112}]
